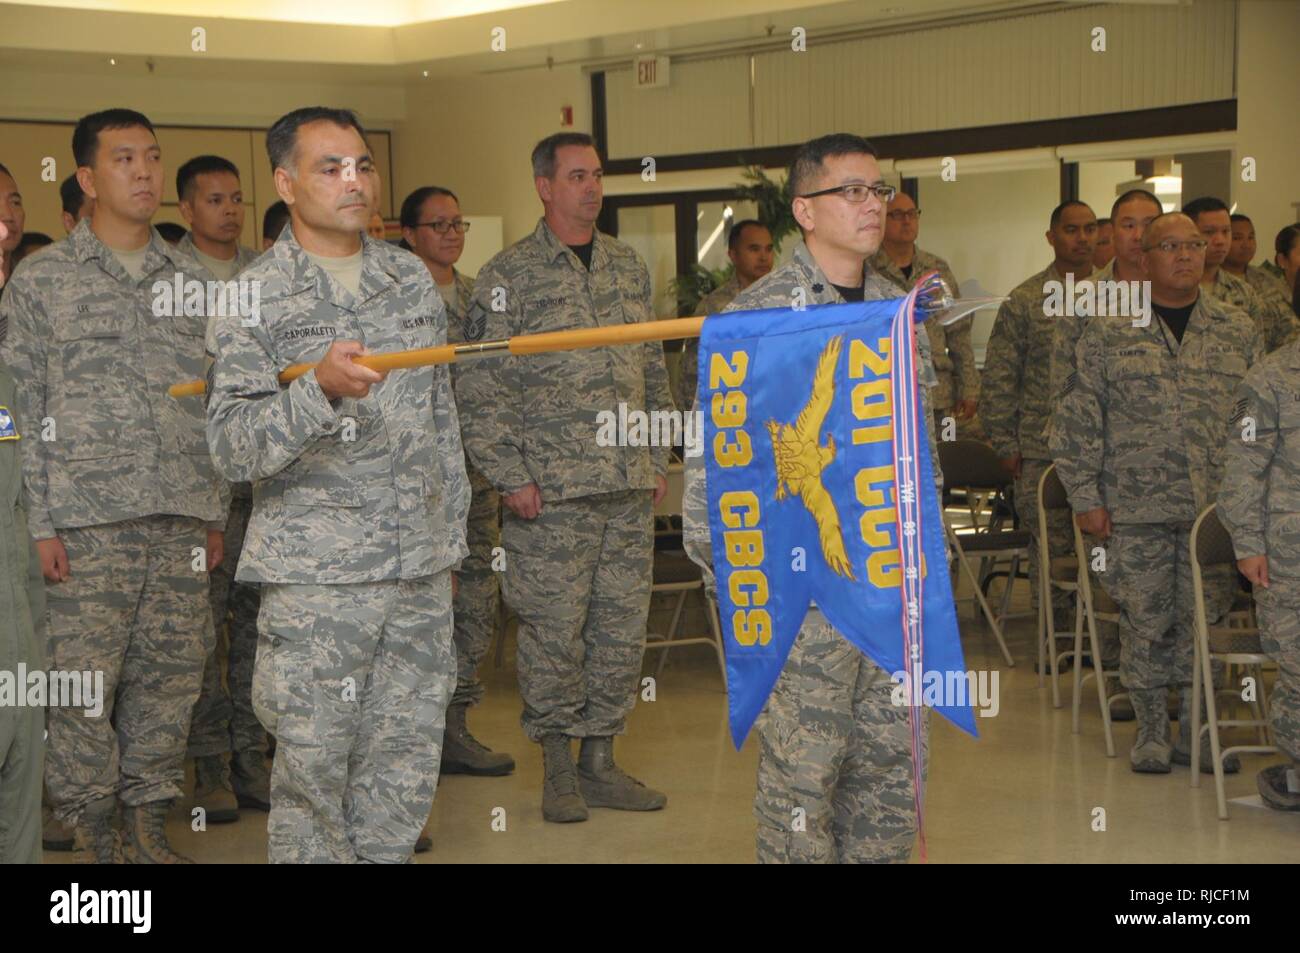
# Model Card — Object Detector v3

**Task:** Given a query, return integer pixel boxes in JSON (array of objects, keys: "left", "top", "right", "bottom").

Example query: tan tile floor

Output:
[{"left": 42, "top": 579, "right": 1299, "bottom": 864}]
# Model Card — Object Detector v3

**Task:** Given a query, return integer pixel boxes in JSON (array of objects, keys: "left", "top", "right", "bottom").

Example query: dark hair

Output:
[
  {"left": 1049, "top": 200, "right": 1093, "bottom": 229},
  {"left": 1096, "top": 217, "right": 1112, "bottom": 227},
  {"left": 12, "top": 232, "right": 53, "bottom": 265},
  {"left": 399, "top": 186, "right": 459, "bottom": 229},
  {"left": 177, "top": 155, "right": 240, "bottom": 202},
  {"left": 155, "top": 222, "right": 187, "bottom": 244},
  {"left": 1230, "top": 213, "right": 1253, "bottom": 226},
  {"left": 60, "top": 174, "right": 89, "bottom": 217},
  {"left": 1110, "top": 189, "right": 1163, "bottom": 221},
  {"left": 531, "top": 132, "right": 597, "bottom": 179},
  {"left": 262, "top": 200, "right": 290, "bottom": 242},
  {"left": 727, "top": 219, "right": 770, "bottom": 251},
  {"left": 72, "top": 108, "right": 155, "bottom": 168},
  {"left": 1275, "top": 223, "right": 1300, "bottom": 260},
  {"left": 0, "top": 162, "right": 11, "bottom": 179},
  {"left": 1182, "top": 195, "right": 1230, "bottom": 223},
  {"left": 266, "top": 107, "right": 368, "bottom": 174},
  {"left": 788, "top": 133, "right": 877, "bottom": 198}
]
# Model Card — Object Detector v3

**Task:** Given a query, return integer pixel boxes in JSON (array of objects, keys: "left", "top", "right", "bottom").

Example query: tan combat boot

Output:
[
  {"left": 541, "top": 735, "right": 588, "bottom": 823},
  {"left": 230, "top": 748, "right": 271, "bottom": 812},
  {"left": 1257, "top": 763, "right": 1300, "bottom": 811},
  {"left": 123, "top": 801, "right": 195, "bottom": 864},
  {"left": 193, "top": 755, "right": 240, "bottom": 823},
  {"left": 72, "top": 796, "right": 124, "bottom": 864},
  {"left": 1130, "top": 688, "right": 1172, "bottom": 774},
  {"left": 577, "top": 737, "right": 667, "bottom": 811},
  {"left": 441, "top": 704, "right": 515, "bottom": 776}
]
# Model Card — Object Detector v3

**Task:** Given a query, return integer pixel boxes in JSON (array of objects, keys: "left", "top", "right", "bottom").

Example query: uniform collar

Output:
[
  {"left": 69, "top": 216, "right": 186, "bottom": 284},
  {"left": 175, "top": 233, "right": 259, "bottom": 275},
  {"left": 792, "top": 239, "right": 876, "bottom": 302},
  {"left": 271, "top": 223, "right": 402, "bottom": 309},
  {"left": 532, "top": 217, "right": 610, "bottom": 272}
]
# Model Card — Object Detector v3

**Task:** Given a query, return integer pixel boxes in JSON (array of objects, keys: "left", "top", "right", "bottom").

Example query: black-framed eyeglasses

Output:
[
  {"left": 886, "top": 209, "right": 921, "bottom": 222},
  {"left": 415, "top": 220, "right": 471, "bottom": 234},
  {"left": 798, "top": 183, "right": 897, "bottom": 204}
]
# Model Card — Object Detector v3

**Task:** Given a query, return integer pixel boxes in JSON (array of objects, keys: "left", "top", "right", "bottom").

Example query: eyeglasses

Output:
[
  {"left": 1144, "top": 239, "right": 1208, "bottom": 254},
  {"left": 798, "top": 183, "right": 897, "bottom": 204},
  {"left": 886, "top": 209, "right": 921, "bottom": 222},
  {"left": 415, "top": 220, "right": 471, "bottom": 234}
]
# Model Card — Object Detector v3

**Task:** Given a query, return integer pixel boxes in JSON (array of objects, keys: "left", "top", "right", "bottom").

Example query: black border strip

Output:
[{"left": 600, "top": 100, "right": 1236, "bottom": 175}]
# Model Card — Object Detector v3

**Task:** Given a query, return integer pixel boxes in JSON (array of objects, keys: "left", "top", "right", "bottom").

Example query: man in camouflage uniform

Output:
[
  {"left": 871, "top": 190, "right": 979, "bottom": 437},
  {"left": 984, "top": 201, "right": 1097, "bottom": 636},
  {"left": 1051, "top": 212, "right": 1262, "bottom": 773},
  {"left": 1226, "top": 212, "right": 1294, "bottom": 304},
  {"left": 174, "top": 154, "right": 269, "bottom": 823},
  {"left": 0, "top": 220, "right": 47, "bottom": 865},
  {"left": 207, "top": 108, "right": 470, "bottom": 863},
  {"left": 1219, "top": 336, "right": 1300, "bottom": 810},
  {"left": 454, "top": 132, "right": 672, "bottom": 824},
  {"left": 1185, "top": 197, "right": 1298, "bottom": 354},
  {"left": 683, "top": 134, "right": 942, "bottom": 863},
  {"left": 0, "top": 109, "right": 226, "bottom": 864},
  {"left": 1049, "top": 189, "right": 1165, "bottom": 716},
  {"left": 678, "top": 220, "right": 774, "bottom": 410}
]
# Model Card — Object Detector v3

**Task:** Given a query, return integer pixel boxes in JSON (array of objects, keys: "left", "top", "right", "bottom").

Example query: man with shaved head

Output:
[{"left": 1051, "top": 212, "right": 1262, "bottom": 774}]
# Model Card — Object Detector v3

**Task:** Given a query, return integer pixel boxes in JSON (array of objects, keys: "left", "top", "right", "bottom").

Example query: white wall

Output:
[
  {"left": 914, "top": 167, "right": 1060, "bottom": 362},
  {"left": 1078, "top": 160, "right": 1139, "bottom": 221},
  {"left": 1234, "top": 0, "right": 1300, "bottom": 267},
  {"left": 604, "top": 1, "right": 1236, "bottom": 160},
  {"left": 393, "top": 65, "right": 589, "bottom": 249}
]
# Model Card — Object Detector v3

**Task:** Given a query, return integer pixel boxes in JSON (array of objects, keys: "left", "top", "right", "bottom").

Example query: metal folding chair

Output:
[
  {"left": 939, "top": 439, "right": 1025, "bottom": 667},
  {"left": 1189, "top": 504, "right": 1279, "bottom": 819}
]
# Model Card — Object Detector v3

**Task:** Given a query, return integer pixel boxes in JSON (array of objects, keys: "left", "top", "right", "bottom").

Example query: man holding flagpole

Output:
[{"left": 683, "top": 133, "right": 946, "bottom": 863}]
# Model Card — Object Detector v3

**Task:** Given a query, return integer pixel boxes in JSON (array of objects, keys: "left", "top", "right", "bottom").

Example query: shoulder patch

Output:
[{"left": 0, "top": 406, "right": 19, "bottom": 441}]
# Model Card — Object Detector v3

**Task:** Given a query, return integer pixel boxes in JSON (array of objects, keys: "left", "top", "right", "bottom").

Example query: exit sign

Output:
[{"left": 634, "top": 55, "right": 670, "bottom": 89}]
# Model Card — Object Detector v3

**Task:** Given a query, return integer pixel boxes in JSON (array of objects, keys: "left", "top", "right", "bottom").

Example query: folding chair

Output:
[
  {"left": 938, "top": 440, "right": 1025, "bottom": 667},
  {"left": 643, "top": 462, "right": 727, "bottom": 687},
  {"left": 1188, "top": 504, "right": 1279, "bottom": 819},
  {"left": 1040, "top": 465, "right": 1121, "bottom": 756},
  {"left": 1033, "top": 464, "right": 1104, "bottom": 716}
]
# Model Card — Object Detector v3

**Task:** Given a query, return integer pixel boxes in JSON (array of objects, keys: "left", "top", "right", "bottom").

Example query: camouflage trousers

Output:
[
  {"left": 501, "top": 489, "right": 653, "bottom": 742},
  {"left": 252, "top": 573, "right": 455, "bottom": 864},
  {"left": 44, "top": 516, "right": 212, "bottom": 823},
  {"left": 1250, "top": 583, "right": 1300, "bottom": 764},
  {"left": 755, "top": 611, "right": 927, "bottom": 864},
  {"left": 188, "top": 493, "right": 264, "bottom": 758},
  {"left": 1082, "top": 530, "right": 1121, "bottom": 667},
  {"left": 1104, "top": 522, "right": 1234, "bottom": 692},
  {"left": 451, "top": 480, "right": 501, "bottom": 709},
  {"left": 1015, "top": 458, "right": 1073, "bottom": 617}
]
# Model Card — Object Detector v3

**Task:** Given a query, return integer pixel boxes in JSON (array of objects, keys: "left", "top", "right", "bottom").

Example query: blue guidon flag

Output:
[{"left": 698, "top": 276, "right": 977, "bottom": 782}]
